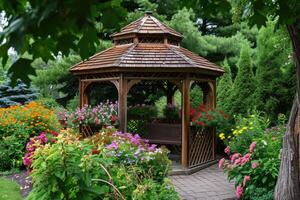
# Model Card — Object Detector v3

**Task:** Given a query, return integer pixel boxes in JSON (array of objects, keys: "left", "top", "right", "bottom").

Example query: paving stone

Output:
[{"left": 170, "top": 164, "right": 235, "bottom": 200}]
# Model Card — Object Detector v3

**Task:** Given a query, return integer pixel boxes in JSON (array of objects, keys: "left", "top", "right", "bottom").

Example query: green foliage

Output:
[
  {"left": 26, "top": 129, "right": 177, "bottom": 200},
  {"left": 168, "top": 8, "right": 215, "bottom": 56},
  {"left": 66, "top": 94, "right": 79, "bottom": 111},
  {"left": 217, "top": 59, "right": 233, "bottom": 113},
  {"left": 224, "top": 112, "right": 271, "bottom": 154},
  {"left": 254, "top": 21, "right": 294, "bottom": 122},
  {"left": 0, "top": 79, "right": 38, "bottom": 107},
  {"left": 231, "top": 0, "right": 300, "bottom": 27},
  {"left": 30, "top": 54, "right": 81, "bottom": 106},
  {"left": 190, "top": 86, "right": 203, "bottom": 109},
  {"left": 127, "top": 105, "right": 158, "bottom": 120},
  {"left": 229, "top": 45, "right": 255, "bottom": 115},
  {"left": 0, "top": 178, "right": 22, "bottom": 200},
  {"left": 36, "top": 97, "right": 61, "bottom": 109},
  {"left": 163, "top": 104, "right": 180, "bottom": 122},
  {"left": 0, "top": 0, "right": 126, "bottom": 84},
  {"left": 132, "top": 179, "right": 180, "bottom": 200}
]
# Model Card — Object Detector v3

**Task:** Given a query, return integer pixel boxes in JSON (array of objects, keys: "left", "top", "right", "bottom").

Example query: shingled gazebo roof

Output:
[{"left": 70, "top": 12, "right": 224, "bottom": 76}]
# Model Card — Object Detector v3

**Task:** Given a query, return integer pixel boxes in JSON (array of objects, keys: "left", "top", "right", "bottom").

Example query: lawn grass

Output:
[{"left": 0, "top": 177, "right": 22, "bottom": 200}]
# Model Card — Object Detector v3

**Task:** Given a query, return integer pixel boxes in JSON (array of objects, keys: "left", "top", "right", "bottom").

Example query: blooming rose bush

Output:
[
  {"left": 25, "top": 128, "right": 179, "bottom": 200},
  {"left": 190, "top": 103, "right": 231, "bottom": 131},
  {"left": 219, "top": 113, "right": 284, "bottom": 200}
]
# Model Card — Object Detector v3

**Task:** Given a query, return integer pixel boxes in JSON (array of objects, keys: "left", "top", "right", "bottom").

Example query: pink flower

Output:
[
  {"left": 249, "top": 142, "right": 256, "bottom": 152},
  {"left": 23, "top": 154, "right": 32, "bottom": 166},
  {"left": 38, "top": 133, "right": 48, "bottom": 144},
  {"left": 252, "top": 162, "right": 258, "bottom": 169},
  {"left": 241, "top": 153, "right": 251, "bottom": 165},
  {"left": 224, "top": 146, "right": 231, "bottom": 155},
  {"left": 94, "top": 118, "right": 100, "bottom": 125},
  {"left": 234, "top": 158, "right": 242, "bottom": 165},
  {"left": 243, "top": 175, "right": 250, "bottom": 186},
  {"left": 231, "top": 153, "right": 241, "bottom": 163},
  {"left": 218, "top": 158, "right": 226, "bottom": 169},
  {"left": 236, "top": 185, "right": 243, "bottom": 199}
]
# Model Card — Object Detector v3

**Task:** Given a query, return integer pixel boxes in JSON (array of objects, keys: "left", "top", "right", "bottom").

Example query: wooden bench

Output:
[{"left": 144, "top": 122, "right": 182, "bottom": 145}]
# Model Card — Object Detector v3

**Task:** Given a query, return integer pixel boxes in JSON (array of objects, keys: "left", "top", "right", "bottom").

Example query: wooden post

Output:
[
  {"left": 118, "top": 74, "right": 128, "bottom": 132},
  {"left": 79, "top": 80, "right": 89, "bottom": 108},
  {"left": 182, "top": 75, "right": 190, "bottom": 168},
  {"left": 211, "top": 81, "right": 216, "bottom": 160}
]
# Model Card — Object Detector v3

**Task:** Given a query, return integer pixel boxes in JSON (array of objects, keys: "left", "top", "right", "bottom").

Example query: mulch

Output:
[{"left": 4, "top": 170, "right": 32, "bottom": 198}]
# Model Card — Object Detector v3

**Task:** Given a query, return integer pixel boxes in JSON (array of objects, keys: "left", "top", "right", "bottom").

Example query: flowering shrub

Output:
[
  {"left": 23, "top": 131, "right": 59, "bottom": 169},
  {"left": 219, "top": 113, "right": 284, "bottom": 199},
  {"left": 26, "top": 128, "right": 179, "bottom": 200},
  {"left": 219, "top": 113, "right": 274, "bottom": 154},
  {"left": 68, "top": 102, "right": 118, "bottom": 128},
  {"left": 190, "top": 103, "right": 231, "bottom": 131},
  {"left": 163, "top": 103, "right": 180, "bottom": 122},
  {"left": 0, "top": 102, "right": 60, "bottom": 171}
]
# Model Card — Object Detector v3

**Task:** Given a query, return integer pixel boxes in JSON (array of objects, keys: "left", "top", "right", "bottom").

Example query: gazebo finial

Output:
[{"left": 144, "top": 11, "right": 153, "bottom": 16}]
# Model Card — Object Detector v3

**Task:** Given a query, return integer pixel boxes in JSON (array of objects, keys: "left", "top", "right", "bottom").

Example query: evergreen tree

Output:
[
  {"left": 0, "top": 79, "right": 38, "bottom": 107},
  {"left": 254, "top": 21, "right": 294, "bottom": 121},
  {"left": 217, "top": 59, "right": 233, "bottom": 113},
  {"left": 229, "top": 44, "right": 255, "bottom": 115}
]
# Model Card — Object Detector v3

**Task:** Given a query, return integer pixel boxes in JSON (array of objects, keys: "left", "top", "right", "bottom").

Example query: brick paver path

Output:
[{"left": 170, "top": 164, "right": 236, "bottom": 200}]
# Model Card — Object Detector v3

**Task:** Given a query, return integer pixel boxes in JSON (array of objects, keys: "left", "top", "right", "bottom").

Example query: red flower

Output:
[
  {"left": 110, "top": 115, "right": 118, "bottom": 123},
  {"left": 199, "top": 104, "right": 206, "bottom": 112},
  {"left": 91, "top": 148, "right": 100, "bottom": 155},
  {"left": 197, "top": 121, "right": 204, "bottom": 126}
]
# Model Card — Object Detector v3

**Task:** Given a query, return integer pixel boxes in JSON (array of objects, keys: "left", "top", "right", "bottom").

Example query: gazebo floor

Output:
[{"left": 169, "top": 154, "right": 218, "bottom": 175}]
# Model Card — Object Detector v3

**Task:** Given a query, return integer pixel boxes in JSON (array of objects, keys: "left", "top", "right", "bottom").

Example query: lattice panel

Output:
[
  {"left": 127, "top": 119, "right": 148, "bottom": 137},
  {"left": 189, "top": 127, "right": 214, "bottom": 167}
]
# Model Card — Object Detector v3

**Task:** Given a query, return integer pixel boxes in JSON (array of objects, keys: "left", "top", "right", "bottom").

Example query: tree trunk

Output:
[
  {"left": 275, "top": 97, "right": 300, "bottom": 199},
  {"left": 274, "top": 21, "right": 300, "bottom": 200}
]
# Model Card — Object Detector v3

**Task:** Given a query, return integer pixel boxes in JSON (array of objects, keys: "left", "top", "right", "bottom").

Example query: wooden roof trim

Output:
[
  {"left": 167, "top": 45, "right": 196, "bottom": 66},
  {"left": 150, "top": 16, "right": 182, "bottom": 37},
  {"left": 70, "top": 44, "right": 133, "bottom": 71},
  {"left": 113, "top": 43, "right": 137, "bottom": 66}
]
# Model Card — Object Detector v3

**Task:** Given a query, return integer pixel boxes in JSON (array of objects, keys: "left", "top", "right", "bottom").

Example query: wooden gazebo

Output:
[{"left": 70, "top": 12, "right": 224, "bottom": 171}]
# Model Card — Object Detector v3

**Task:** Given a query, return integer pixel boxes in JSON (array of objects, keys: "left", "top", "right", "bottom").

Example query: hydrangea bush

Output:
[{"left": 25, "top": 128, "right": 179, "bottom": 200}]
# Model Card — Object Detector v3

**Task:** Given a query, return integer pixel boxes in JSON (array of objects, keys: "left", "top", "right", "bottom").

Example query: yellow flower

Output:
[{"left": 219, "top": 133, "right": 225, "bottom": 140}]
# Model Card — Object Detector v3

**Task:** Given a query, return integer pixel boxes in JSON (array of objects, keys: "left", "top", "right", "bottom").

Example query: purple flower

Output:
[
  {"left": 106, "top": 141, "right": 119, "bottom": 150},
  {"left": 148, "top": 144, "right": 157, "bottom": 151}
]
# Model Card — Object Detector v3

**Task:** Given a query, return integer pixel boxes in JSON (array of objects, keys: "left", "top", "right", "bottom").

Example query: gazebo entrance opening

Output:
[{"left": 70, "top": 12, "right": 224, "bottom": 172}]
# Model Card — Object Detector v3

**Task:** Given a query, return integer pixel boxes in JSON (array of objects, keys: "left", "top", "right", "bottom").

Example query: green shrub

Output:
[
  {"left": 221, "top": 112, "right": 270, "bottom": 154},
  {"left": 132, "top": 179, "right": 180, "bottom": 200},
  {"left": 127, "top": 105, "right": 158, "bottom": 120},
  {"left": 163, "top": 104, "right": 180, "bottom": 122},
  {"left": 26, "top": 128, "right": 178, "bottom": 200},
  {"left": 36, "top": 97, "right": 61, "bottom": 109}
]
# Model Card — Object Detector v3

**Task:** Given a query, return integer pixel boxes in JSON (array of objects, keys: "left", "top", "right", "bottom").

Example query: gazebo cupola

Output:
[
  {"left": 111, "top": 11, "right": 182, "bottom": 46},
  {"left": 70, "top": 12, "right": 224, "bottom": 172}
]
